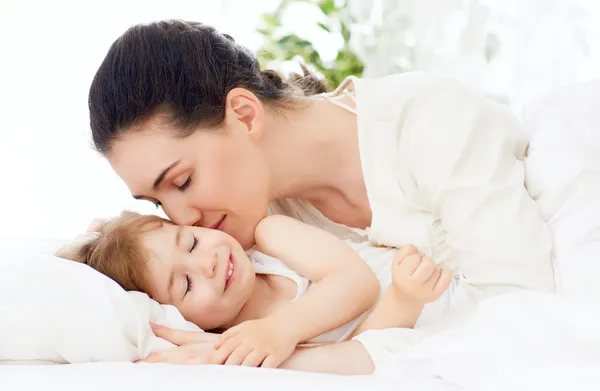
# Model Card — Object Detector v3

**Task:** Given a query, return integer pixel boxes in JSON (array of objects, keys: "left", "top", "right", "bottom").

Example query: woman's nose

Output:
[{"left": 165, "top": 204, "right": 203, "bottom": 227}]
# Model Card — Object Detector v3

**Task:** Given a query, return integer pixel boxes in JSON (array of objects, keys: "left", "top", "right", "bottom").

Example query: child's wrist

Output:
[
  {"left": 389, "top": 285, "right": 425, "bottom": 306},
  {"left": 264, "top": 314, "right": 303, "bottom": 344}
]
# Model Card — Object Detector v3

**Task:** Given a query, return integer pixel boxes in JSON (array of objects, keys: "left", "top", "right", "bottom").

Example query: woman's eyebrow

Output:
[
  {"left": 153, "top": 160, "right": 181, "bottom": 189},
  {"left": 132, "top": 160, "right": 182, "bottom": 199}
]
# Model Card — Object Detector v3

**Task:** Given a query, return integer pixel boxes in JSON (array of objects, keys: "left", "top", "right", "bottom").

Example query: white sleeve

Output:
[{"left": 405, "top": 79, "right": 556, "bottom": 296}]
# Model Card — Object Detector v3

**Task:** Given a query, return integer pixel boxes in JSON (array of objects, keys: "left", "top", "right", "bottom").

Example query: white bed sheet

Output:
[
  {"left": 0, "top": 362, "right": 452, "bottom": 391},
  {"left": 357, "top": 291, "right": 600, "bottom": 390}
]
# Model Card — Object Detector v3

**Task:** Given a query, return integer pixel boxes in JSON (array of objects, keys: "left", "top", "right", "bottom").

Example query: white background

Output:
[
  {"left": 2, "top": 0, "right": 600, "bottom": 240},
  {"left": 0, "top": 0, "right": 282, "bottom": 239}
]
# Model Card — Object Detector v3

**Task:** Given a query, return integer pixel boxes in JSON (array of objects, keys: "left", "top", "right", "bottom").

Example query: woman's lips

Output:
[{"left": 210, "top": 215, "right": 226, "bottom": 230}]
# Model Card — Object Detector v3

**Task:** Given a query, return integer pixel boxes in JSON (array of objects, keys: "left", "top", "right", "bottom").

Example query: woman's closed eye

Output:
[{"left": 177, "top": 177, "right": 191, "bottom": 191}]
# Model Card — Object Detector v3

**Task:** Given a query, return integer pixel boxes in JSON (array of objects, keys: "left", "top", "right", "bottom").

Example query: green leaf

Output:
[
  {"left": 317, "top": 22, "right": 331, "bottom": 32},
  {"left": 318, "top": 0, "right": 336, "bottom": 16},
  {"left": 296, "top": 39, "right": 313, "bottom": 48},
  {"left": 309, "top": 51, "right": 323, "bottom": 67},
  {"left": 277, "top": 34, "right": 295, "bottom": 46},
  {"left": 256, "top": 28, "right": 272, "bottom": 36},
  {"left": 263, "top": 51, "right": 278, "bottom": 61},
  {"left": 260, "top": 13, "right": 280, "bottom": 28},
  {"left": 254, "top": 0, "right": 367, "bottom": 87},
  {"left": 340, "top": 21, "right": 351, "bottom": 43}
]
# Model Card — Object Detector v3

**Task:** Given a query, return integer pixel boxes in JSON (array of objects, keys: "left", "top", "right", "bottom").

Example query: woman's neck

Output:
[{"left": 263, "top": 96, "right": 367, "bottom": 211}]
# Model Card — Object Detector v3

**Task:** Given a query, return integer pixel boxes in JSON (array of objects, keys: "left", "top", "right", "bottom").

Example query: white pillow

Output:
[
  {"left": 0, "top": 242, "right": 202, "bottom": 364},
  {"left": 521, "top": 79, "right": 600, "bottom": 296}
]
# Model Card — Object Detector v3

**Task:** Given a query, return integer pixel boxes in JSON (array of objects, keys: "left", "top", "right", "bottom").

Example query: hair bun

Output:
[
  {"left": 260, "top": 70, "right": 288, "bottom": 90},
  {"left": 287, "top": 64, "right": 328, "bottom": 95}
]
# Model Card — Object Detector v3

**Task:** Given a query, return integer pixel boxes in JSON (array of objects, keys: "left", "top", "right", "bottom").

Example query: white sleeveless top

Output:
[
  {"left": 249, "top": 249, "right": 369, "bottom": 343},
  {"left": 249, "top": 241, "right": 461, "bottom": 343}
]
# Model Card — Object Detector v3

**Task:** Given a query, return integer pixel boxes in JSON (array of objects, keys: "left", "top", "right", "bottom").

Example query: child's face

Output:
[{"left": 142, "top": 223, "right": 255, "bottom": 330}]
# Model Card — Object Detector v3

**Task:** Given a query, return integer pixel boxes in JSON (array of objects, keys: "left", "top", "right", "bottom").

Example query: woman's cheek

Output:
[{"left": 196, "top": 180, "right": 227, "bottom": 208}]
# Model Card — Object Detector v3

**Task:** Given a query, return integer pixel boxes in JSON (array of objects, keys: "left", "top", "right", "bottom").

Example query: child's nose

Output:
[{"left": 196, "top": 249, "right": 217, "bottom": 279}]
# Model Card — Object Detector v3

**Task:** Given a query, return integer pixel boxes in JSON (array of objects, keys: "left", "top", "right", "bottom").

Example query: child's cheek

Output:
[{"left": 184, "top": 291, "right": 227, "bottom": 328}]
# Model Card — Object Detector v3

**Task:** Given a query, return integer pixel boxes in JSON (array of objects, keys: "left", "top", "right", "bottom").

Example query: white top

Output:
[
  {"left": 249, "top": 249, "right": 369, "bottom": 343},
  {"left": 269, "top": 71, "right": 557, "bottom": 302},
  {"left": 249, "top": 239, "right": 462, "bottom": 343}
]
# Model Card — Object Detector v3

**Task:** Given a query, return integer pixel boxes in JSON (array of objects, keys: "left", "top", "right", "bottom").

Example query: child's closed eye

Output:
[
  {"left": 190, "top": 235, "right": 198, "bottom": 252},
  {"left": 185, "top": 275, "right": 193, "bottom": 294}
]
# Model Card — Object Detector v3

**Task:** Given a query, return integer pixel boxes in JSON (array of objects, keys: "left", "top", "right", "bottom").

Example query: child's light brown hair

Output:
[{"left": 56, "top": 211, "right": 169, "bottom": 295}]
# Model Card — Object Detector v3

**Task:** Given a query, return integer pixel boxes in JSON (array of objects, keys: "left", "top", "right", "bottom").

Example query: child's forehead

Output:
[
  {"left": 143, "top": 226, "right": 178, "bottom": 269},
  {"left": 145, "top": 220, "right": 175, "bottom": 234},
  {"left": 141, "top": 222, "right": 177, "bottom": 248},
  {"left": 145, "top": 222, "right": 220, "bottom": 248}
]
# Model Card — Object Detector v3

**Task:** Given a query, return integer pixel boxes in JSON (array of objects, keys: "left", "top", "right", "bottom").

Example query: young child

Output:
[{"left": 57, "top": 211, "right": 452, "bottom": 368}]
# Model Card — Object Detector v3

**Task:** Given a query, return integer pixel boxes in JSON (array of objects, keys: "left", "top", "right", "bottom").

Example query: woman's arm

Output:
[
  {"left": 406, "top": 78, "right": 555, "bottom": 296},
  {"left": 254, "top": 215, "right": 381, "bottom": 343},
  {"left": 280, "top": 340, "right": 375, "bottom": 375}
]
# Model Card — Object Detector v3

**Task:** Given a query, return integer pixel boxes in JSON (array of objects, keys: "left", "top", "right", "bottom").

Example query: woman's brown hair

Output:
[{"left": 89, "top": 19, "right": 327, "bottom": 155}]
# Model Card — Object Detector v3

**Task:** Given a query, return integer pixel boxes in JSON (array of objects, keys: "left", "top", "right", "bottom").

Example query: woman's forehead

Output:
[{"left": 108, "top": 132, "right": 185, "bottom": 189}]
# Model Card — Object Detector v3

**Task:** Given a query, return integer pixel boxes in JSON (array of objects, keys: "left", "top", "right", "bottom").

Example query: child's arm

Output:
[
  {"left": 253, "top": 215, "right": 381, "bottom": 343},
  {"left": 144, "top": 324, "right": 376, "bottom": 375},
  {"left": 214, "top": 215, "right": 380, "bottom": 367},
  {"left": 348, "top": 289, "right": 423, "bottom": 339},
  {"left": 348, "top": 245, "right": 453, "bottom": 339}
]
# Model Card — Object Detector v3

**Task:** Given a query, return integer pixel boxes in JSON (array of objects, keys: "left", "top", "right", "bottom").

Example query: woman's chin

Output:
[{"left": 238, "top": 234, "right": 257, "bottom": 251}]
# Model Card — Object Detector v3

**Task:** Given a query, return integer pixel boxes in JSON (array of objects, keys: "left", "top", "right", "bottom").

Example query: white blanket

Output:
[
  {"left": 355, "top": 291, "right": 600, "bottom": 390},
  {"left": 521, "top": 79, "right": 600, "bottom": 297},
  {"left": 353, "top": 78, "right": 600, "bottom": 389}
]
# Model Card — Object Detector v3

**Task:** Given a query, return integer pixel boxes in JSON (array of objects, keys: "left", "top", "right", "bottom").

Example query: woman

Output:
[{"left": 87, "top": 19, "right": 556, "bottom": 372}]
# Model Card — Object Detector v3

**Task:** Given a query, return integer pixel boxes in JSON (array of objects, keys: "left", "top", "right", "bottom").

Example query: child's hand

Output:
[
  {"left": 212, "top": 317, "right": 298, "bottom": 368},
  {"left": 140, "top": 325, "right": 220, "bottom": 364},
  {"left": 392, "top": 244, "right": 453, "bottom": 303}
]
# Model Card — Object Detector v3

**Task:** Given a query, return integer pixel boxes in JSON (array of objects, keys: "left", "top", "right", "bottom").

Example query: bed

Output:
[
  {"left": 2, "top": 80, "right": 600, "bottom": 390},
  {"left": 0, "top": 363, "right": 424, "bottom": 391}
]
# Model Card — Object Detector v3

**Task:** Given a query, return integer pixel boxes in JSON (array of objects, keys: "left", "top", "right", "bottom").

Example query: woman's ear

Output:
[{"left": 224, "top": 88, "right": 265, "bottom": 141}]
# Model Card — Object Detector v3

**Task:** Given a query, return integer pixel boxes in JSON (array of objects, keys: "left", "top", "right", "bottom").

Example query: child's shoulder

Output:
[
  {"left": 247, "top": 249, "right": 310, "bottom": 298},
  {"left": 254, "top": 214, "right": 314, "bottom": 248},
  {"left": 256, "top": 214, "right": 303, "bottom": 231}
]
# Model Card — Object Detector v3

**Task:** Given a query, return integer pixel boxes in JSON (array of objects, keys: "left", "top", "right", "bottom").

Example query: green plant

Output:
[{"left": 256, "top": 0, "right": 364, "bottom": 90}]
